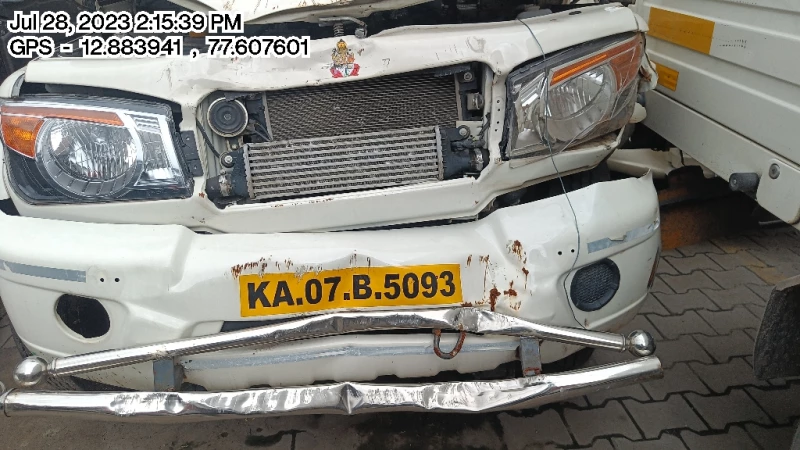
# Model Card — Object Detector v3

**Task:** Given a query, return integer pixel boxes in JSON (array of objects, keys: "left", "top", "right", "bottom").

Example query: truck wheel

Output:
[{"left": 10, "top": 324, "right": 118, "bottom": 391}]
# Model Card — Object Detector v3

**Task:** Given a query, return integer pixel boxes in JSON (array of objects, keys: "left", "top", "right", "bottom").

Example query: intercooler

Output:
[
  {"left": 246, "top": 127, "right": 443, "bottom": 201},
  {"left": 245, "top": 72, "right": 460, "bottom": 201}
]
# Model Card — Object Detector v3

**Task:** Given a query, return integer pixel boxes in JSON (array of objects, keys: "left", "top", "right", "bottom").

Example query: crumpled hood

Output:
[{"left": 167, "top": 0, "right": 430, "bottom": 24}]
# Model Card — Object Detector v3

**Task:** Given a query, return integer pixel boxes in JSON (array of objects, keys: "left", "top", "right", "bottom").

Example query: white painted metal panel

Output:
[{"left": 634, "top": 0, "right": 800, "bottom": 164}]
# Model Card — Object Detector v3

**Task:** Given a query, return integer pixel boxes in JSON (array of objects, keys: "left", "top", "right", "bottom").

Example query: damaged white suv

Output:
[{"left": 0, "top": 0, "right": 662, "bottom": 420}]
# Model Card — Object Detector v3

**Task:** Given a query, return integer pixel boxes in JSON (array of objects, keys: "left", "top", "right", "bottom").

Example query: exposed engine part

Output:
[
  {"left": 441, "top": 125, "right": 489, "bottom": 178},
  {"left": 205, "top": 149, "right": 249, "bottom": 203},
  {"left": 220, "top": 153, "right": 235, "bottom": 169},
  {"left": 729, "top": 173, "right": 759, "bottom": 193},
  {"left": 318, "top": 16, "right": 368, "bottom": 38},
  {"left": 466, "top": 93, "right": 484, "bottom": 111},
  {"left": 206, "top": 66, "right": 487, "bottom": 206},
  {"left": 207, "top": 98, "right": 249, "bottom": 138}
]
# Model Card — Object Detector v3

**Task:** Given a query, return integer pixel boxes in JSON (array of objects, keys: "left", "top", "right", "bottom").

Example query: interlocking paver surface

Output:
[{"left": 1, "top": 227, "right": 800, "bottom": 449}]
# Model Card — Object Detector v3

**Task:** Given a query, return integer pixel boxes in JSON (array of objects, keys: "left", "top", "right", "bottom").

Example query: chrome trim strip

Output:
[
  {"left": 0, "top": 259, "right": 86, "bottom": 282},
  {"left": 587, "top": 218, "right": 660, "bottom": 254},
  {"left": 2, "top": 357, "right": 662, "bottom": 421},
  {"left": 16, "top": 308, "right": 652, "bottom": 386}
]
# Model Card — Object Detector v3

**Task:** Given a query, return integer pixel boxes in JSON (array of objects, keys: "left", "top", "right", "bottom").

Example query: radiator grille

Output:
[
  {"left": 246, "top": 127, "right": 442, "bottom": 201},
  {"left": 264, "top": 73, "right": 459, "bottom": 140}
]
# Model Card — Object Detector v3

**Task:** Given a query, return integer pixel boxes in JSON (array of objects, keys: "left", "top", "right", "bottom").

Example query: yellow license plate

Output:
[{"left": 239, "top": 264, "right": 462, "bottom": 317}]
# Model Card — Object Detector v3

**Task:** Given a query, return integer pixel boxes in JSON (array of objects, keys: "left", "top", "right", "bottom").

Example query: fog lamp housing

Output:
[{"left": 570, "top": 259, "right": 621, "bottom": 312}]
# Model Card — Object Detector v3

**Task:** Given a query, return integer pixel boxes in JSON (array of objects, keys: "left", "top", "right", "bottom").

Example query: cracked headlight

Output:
[
  {"left": 0, "top": 98, "right": 192, "bottom": 203},
  {"left": 506, "top": 33, "right": 644, "bottom": 160}
]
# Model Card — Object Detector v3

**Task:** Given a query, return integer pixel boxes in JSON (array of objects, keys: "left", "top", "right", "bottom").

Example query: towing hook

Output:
[{"left": 432, "top": 329, "right": 467, "bottom": 360}]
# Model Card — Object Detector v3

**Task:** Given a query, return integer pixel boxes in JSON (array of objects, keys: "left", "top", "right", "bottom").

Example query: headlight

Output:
[
  {"left": 506, "top": 33, "right": 644, "bottom": 160},
  {"left": 0, "top": 99, "right": 192, "bottom": 203}
]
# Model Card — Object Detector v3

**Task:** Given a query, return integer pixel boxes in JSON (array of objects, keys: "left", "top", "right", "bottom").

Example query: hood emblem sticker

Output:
[{"left": 330, "top": 39, "right": 360, "bottom": 78}]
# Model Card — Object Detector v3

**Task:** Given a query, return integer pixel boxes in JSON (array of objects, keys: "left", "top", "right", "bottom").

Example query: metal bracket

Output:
[
  {"left": 153, "top": 358, "right": 184, "bottom": 392},
  {"left": 433, "top": 329, "right": 466, "bottom": 360},
  {"left": 179, "top": 131, "right": 204, "bottom": 177},
  {"left": 318, "top": 16, "right": 368, "bottom": 38},
  {"left": 520, "top": 337, "right": 542, "bottom": 376}
]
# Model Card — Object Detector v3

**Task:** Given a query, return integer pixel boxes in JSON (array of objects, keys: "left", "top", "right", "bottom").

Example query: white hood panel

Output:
[{"left": 168, "top": 0, "right": 431, "bottom": 23}]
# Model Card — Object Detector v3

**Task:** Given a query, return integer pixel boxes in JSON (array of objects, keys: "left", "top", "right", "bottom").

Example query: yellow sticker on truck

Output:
[
  {"left": 648, "top": 8, "right": 715, "bottom": 55},
  {"left": 239, "top": 264, "right": 463, "bottom": 317},
  {"left": 654, "top": 63, "right": 680, "bottom": 91}
]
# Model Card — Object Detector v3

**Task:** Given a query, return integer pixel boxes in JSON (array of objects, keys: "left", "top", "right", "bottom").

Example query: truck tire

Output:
[{"left": 10, "top": 323, "right": 118, "bottom": 391}]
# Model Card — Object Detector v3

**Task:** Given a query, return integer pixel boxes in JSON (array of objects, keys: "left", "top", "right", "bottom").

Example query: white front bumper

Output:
[{"left": 0, "top": 174, "right": 659, "bottom": 390}]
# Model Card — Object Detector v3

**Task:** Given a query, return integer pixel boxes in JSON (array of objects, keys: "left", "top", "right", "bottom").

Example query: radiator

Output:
[
  {"left": 245, "top": 127, "right": 443, "bottom": 201},
  {"left": 264, "top": 72, "right": 459, "bottom": 140}
]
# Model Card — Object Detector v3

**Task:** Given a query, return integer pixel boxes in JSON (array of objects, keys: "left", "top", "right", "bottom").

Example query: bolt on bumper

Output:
[{"left": 2, "top": 308, "right": 662, "bottom": 420}]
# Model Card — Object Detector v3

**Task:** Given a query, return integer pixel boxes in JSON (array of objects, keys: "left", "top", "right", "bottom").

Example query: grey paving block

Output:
[
  {"left": 620, "top": 314, "right": 663, "bottom": 341},
  {"left": 661, "top": 249, "right": 682, "bottom": 258},
  {"left": 652, "top": 335, "right": 713, "bottom": 370},
  {"left": 689, "top": 358, "right": 769, "bottom": 393},
  {"left": 748, "top": 264, "right": 800, "bottom": 285},
  {"left": 650, "top": 276, "right": 674, "bottom": 295},
  {"left": 680, "top": 426, "right": 760, "bottom": 450},
  {"left": 499, "top": 409, "right": 574, "bottom": 448},
  {"left": 746, "top": 384, "right": 800, "bottom": 425},
  {"left": 661, "top": 272, "right": 720, "bottom": 294},
  {"left": 586, "top": 383, "right": 649, "bottom": 406},
  {"left": 745, "top": 303, "right": 766, "bottom": 320},
  {"left": 656, "top": 258, "right": 678, "bottom": 275},
  {"left": 694, "top": 330, "right": 755, "bottom": 363},
  {"left": 685, "top": 389, "right": 772, "bottom": 429},
  {"left": 639, "top": 294, "right": 669, "bottom": 315},
  {"left": 576, "top": 439, "right": 614, "bottom": 450},
  {"left": 704, "top": 267, "right": 767, "bottom": 289},
  {"left": 647, "top": 311, "right": 716, "bottom": 339},
  {"left": 744, "top": 328, "right": 759, "bottom": 341},
  {"left": 750, "top": 234, "right": 800, "bottom": 252},
  {"left": 710, "top": 235, "right": 765, "bottom": 254},
  {"left": 707, "top": 251, "right": 766, "bottom": 270},
  {"left": 701, "top": 286, "right": 764, "bottom": 310},
  {"left": 665, "top": 254, "right": 723, "bottom": 274},
  {"left": 677, "top": 242, "right": 725, "bottom": 257},
  {"left": 642, "top": 362, "right": 710, "bottom": 401},
  {"left": 748, "top": 247, "right": 800, "bottom": 268},
  {"left": 654, "top": 290, "right": 718, "bottom": 315},
  {"left": 698, "top": 306, "right": 761, "bottom": 335},
  {"left": 611, "top": 435, "right": 687, "bottom": 450},
  {"left": 0, "top": 325, "right": 11, "bottom": 350},
  {"left": 563, "top": 400, "right": 641, "bottom": 445},
  {"left": 623, "top": 396, "right": 706, "bottom": 438},
  {"left": 744, "top": 423, "right": 796, "bottom": 450},
  {"left": 747, "top": 284, "right": 775, "bottom": 301}
]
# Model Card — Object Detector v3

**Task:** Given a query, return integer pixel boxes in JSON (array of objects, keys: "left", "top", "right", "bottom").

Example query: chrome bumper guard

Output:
[{"left": 1, "top": 308, "right": 662, "bottom": 420}]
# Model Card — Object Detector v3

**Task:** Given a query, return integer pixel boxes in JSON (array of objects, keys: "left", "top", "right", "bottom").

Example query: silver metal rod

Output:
[
  {"left": 2, "top": 357, "right": 662, "bottom": 421},
  {"left": 14, "top": 308, "right": 653, "bottom": 387}
]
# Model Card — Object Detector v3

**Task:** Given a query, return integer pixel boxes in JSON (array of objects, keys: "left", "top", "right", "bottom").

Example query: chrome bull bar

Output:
[{"left": 1, "top": 308, "right": 662, "bottom": 420}]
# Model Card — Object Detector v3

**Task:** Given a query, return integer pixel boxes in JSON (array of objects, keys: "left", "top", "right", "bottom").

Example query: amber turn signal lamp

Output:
[
  {"left": 0, "top": 105, "right": 123, "bottom": 159},
  {"left": 550, "top": 35, "right": 644, "bottom": 88},
  {"left": 1, "top": 115, "right": 43, "bottom": 158}
]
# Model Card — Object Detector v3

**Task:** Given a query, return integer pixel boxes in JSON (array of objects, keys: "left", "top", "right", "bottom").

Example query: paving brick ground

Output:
[{"left": 1, "top": 227, "right": 800, "bottom": 449}]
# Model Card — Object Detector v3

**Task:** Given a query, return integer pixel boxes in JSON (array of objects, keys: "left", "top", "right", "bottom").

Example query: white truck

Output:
[{"left": 0, "top": 0, "right": 663, "bottom": 420}]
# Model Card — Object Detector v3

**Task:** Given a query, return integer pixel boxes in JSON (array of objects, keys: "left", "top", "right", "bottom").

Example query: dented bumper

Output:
[
  {"left": 0, "top": 174, "right": 659, "bottom": 390},
  {"left": 1, "top": 308, "right": 661, "bottom": 420}
]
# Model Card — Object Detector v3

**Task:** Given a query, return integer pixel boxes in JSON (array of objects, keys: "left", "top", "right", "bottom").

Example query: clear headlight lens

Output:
[
  {"left": 1, "top": 99, "right": 192, "bottom": 204},
  {"left": 506, "top": 34, "right": 644, "bottom": 160}
]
